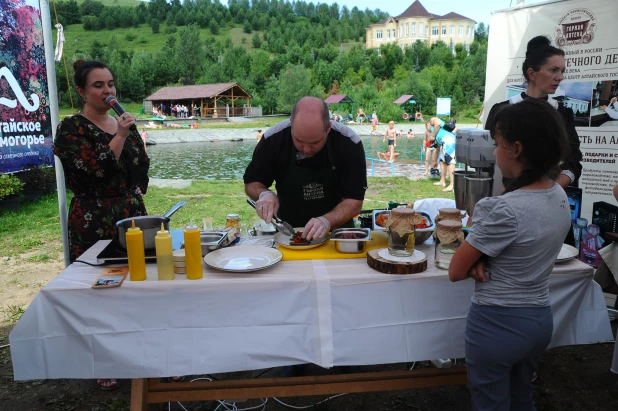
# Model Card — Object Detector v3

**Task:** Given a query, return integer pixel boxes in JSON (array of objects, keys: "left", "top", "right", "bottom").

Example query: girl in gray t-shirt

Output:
[{"left": 449, "top": 97, "right": 571, "bottom": 411}]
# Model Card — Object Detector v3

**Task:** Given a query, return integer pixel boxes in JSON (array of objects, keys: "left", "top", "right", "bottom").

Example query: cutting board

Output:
[
  {"left": 366, "top": 249, "right": 428, "bottom": 274},
  {"left": 279, "top": 230, "right": 388, "bottom": 260}
]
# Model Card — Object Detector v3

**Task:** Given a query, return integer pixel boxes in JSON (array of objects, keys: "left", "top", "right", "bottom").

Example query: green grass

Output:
[
  {"left": 0, "top": 179, "right": 453, "bottom": 256},
  {"left": 55, "top": 23, "right": 296, "bottom": 63},
  {"left": 55, "top": 16, "right": 364, "bottom": 59},
  {"left": 3, "top": 305, "right": 25, "bottom": 325},
  {"left": 76, "top": 0, "right": 141, "bottom": 7}
]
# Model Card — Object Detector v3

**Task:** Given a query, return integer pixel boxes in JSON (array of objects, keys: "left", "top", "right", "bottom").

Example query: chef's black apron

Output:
[{"left": 275, "top": 137, "right": 354, "bottom": 229}]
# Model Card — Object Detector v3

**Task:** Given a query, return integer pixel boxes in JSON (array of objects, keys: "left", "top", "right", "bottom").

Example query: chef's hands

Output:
[
  {"left": 304, "top": 216, "right": 330, "bottom": 241},
  {"left": 255, "top": 190, "right": 279, "bottom": 223},
  {"left": 468, "top": 260, "right": 487, "bottom": 282}
]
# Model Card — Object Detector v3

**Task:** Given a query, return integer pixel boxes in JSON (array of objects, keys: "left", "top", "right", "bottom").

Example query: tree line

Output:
[{"left": 52, "top": 0, "right": 489, "bottom": 121}]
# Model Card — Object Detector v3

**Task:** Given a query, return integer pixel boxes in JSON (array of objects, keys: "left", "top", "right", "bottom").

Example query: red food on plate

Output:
[
  {"left": 415, "top": 217, "right": 431, "bottom": 229},
  {"left": 291, "top": 232, "right": 310, "bottom": 245},
  {"left": 375, "top": 214, "right": 388, "bottom": 227}
]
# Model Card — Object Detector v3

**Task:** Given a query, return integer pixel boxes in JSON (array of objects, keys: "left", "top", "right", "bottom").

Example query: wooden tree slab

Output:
[{"left": 366, "top": 249, "right": 427, "bottom": 274}]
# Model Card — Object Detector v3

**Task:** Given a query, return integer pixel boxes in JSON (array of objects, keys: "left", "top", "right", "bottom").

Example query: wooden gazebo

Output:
[
  {"left": 324, "top": 94, "right": 355, "bottom": 104},
  {"left": 324, "top": 94, "right": 356, "bottom": 121},
  {"left": 144, "top": 83, "right": 252, "bottom": 118},
  {"left": 394, "top": 94, "right": 423, "bottom": 121}
]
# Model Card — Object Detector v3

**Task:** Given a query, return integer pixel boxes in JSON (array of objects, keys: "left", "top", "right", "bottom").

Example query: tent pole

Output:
[{"left": 40, "top": 0, "right": 70, "bottom": 267}]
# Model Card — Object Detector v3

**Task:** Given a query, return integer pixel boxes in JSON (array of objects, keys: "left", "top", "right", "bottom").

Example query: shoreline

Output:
[{"left": 145, "top": 123, "right": 481, "bottom": 144}]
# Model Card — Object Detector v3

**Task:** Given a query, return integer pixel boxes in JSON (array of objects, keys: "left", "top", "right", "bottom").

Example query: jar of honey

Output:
[{"left": 225, "top": 214, "right": 242, "bottom": 230}]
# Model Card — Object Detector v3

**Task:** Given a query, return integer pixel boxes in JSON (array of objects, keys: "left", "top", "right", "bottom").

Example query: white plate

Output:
[
  {"left": 203, "top": 246, "right": 282, "bottom": 272},
  {"left": 556, "top": 243, "right": 578, "bottom": 263},
  {"left": 274, "top": 227, "right": 329, "bottom": 250}
]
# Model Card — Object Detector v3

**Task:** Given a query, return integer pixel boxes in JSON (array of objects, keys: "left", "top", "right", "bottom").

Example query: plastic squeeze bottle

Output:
[
  {"left": 126, "top": 220, "right": 147, "bottom": 281},
  {"left": 184, "top": 219, "right": 203, "bottom": 280},
  {"left": 155, "top": 223, "right": 175, "bottom": 280}
]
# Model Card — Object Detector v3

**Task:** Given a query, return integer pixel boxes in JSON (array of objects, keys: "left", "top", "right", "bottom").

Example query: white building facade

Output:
[{"left": 366, "top": 0, "right": 476, "bottom": 52}]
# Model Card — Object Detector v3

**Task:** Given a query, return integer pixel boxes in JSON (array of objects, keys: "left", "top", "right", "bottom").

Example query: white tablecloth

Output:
[{"left": 10, "top": 241, "right": 613, "bottom": 380}]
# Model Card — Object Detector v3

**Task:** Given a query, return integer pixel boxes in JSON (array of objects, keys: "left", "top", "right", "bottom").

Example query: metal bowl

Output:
[
  {"left": 330, "top": 228, "right": 372, "bottom": 253},
  {"left": 199, "top": 231, "right": 227, "bottom": 256},
  {"left": 254, "top": 222, "right": 277, "bottom": 236},
  {"left": 372, "top": 209, "right": 435, "bottom": 245}
]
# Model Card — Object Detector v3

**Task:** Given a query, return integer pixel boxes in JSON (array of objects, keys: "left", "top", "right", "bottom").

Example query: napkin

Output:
[{"left": 279, "top": 230, "right": 388, "bottom": 260}]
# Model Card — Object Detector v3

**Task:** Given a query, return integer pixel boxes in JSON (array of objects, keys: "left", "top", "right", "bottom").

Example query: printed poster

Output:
[
  {"left": 484, "top": 0, "right": 618, "bottom": 221},
  {"left": 0, "top": 0, "right": 54, "bottom": 173},
  {"left": 436, "top": 97, "right": 451, "bottom": 117}
]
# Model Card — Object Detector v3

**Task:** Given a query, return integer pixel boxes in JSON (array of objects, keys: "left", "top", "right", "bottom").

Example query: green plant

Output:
[
  {"left": 0, "top": 173, "right": 24, "bottom": 200},
  {"left": 3, "top": 304, "right": 25, "bottom": 324},
  {"left": 40, "top": 166, "right": 56, "bottom": 185},
  {"left": 19, "top": 166, "right": 48, "bottom": 191}
]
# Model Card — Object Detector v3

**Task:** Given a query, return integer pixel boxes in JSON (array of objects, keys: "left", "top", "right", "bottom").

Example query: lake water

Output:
[{"left": 147, "top": 136, "right": 423, "bottom": 180}]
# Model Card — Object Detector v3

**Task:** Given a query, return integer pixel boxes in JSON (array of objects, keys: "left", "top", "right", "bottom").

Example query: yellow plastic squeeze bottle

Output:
[
  {"left": 155, "top": 223, "right": 175, "bottom": 280},
  {"left": 184, "top": 219, "right": 203, "bottom": 280},
  {"left": 126, "top": 220, "right": 147, "bottom": 281}
]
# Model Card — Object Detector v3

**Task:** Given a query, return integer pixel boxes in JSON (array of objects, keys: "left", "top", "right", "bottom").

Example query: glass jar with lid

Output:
[
  {"left": 387, "top": 207, "right": 423, "bottom": 257},
  {"left": 434, "top": 220, "right": 465, "bottom": 270},
  {"left": 435, "top": 208, "right": 465, "bottom": 224},
  {"left": 225, "top": 214, "right": 242, "bottom": 231}
]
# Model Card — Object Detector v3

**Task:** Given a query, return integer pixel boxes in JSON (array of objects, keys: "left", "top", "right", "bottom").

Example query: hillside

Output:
[
  {"left": 55, "top": 23, "right": 364, "bottom": 60},
  {"left": 46, "top": 0, "right": 487, "bottom": 121}
]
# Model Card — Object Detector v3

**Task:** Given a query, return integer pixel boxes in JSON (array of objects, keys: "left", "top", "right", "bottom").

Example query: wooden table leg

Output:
[{"left": 130, "top": 378, "right": 148, "bottom": 411}]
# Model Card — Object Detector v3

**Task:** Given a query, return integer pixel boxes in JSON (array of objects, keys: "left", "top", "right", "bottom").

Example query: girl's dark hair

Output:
[
  {"left": 486, "top": 98, "right": 569, "bottom": 194},
  {"left": 72, "top": 59, "right": 113, "bottom": 89},
  {"left": 522, "top": 36, "right": 565, "bottom": 81}
]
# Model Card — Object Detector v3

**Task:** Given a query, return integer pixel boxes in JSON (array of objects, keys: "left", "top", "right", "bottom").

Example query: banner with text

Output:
[
  {"left": 436, "top": 98, "right": 452, "bottom": 117},
  {"left": 485, "top": 0, "right": 617, "bottom": 221},
  {"left": 0, "top": 0, "right": 54, "bottom": 173}
]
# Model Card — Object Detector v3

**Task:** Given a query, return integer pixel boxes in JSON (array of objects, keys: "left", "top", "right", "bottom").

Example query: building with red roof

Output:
[{"left": 366, "top": 0, "right": 476, "bottom": 52}]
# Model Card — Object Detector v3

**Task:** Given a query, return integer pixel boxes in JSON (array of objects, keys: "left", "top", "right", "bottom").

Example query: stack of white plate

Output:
[{"left": 173, "top": 249, "right": 186, "bottom": 274}]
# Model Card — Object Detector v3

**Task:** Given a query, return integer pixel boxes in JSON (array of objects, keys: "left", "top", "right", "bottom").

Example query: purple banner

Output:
[{"left": 0, "top": 0, "right": 54, "bottom": 173}]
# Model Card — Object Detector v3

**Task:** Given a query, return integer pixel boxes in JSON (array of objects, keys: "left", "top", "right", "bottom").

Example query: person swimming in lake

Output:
[{"left": 377, "top": 151, "right": 399, "bottom": 162}]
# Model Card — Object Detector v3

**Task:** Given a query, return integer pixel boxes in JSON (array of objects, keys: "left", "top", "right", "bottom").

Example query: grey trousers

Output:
[{"left": 465, "top": 303, "right": 553, "bottom": 411}]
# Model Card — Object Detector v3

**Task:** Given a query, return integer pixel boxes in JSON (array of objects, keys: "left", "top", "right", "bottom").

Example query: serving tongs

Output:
[{"left": 246, "top": 198, "right": 296, "bottom": 236}]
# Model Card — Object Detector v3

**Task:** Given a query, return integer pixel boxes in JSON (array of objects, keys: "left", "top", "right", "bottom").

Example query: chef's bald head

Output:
[{"left": 291, "top": 97, "right": 330, "bottom": 132}]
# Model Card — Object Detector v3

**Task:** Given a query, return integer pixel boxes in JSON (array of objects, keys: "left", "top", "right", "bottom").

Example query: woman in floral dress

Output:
[{"left": 54, "top": 60, "right": 149, "bottom": 263}]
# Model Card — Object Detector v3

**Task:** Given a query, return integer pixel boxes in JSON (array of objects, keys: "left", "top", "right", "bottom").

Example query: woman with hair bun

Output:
[
  {"left": 485, "top": 35, "right": 582, "bottom": 190},
  {"left": 53, "top": 61, "right": 149, "bottom": 261},
  {"left": 53, "top": 60, "right": 150, "bottom": 390},
  {"left": 450, "top": 98, "right": 572, "bottom": 411}
]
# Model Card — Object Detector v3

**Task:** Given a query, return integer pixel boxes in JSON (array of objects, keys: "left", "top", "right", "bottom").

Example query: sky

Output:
[
  {"left": 212, "top": 0, "right": 555, "bottom": 27},
  {"left": 20, "top": 0, "right": 548, "bottom": 28},
  {"left": 329, "top": 0, "right": 553, "bottom": 26}
]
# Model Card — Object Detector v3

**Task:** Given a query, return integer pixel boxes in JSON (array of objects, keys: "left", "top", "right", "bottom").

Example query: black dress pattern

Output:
[{"left": 53, "top": 115, "right": 149, "bottom": 261}]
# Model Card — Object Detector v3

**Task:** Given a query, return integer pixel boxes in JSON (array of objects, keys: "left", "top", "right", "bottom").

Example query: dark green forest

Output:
[{"left": 52, "top": 0, "right": 489, "bottom": 120}]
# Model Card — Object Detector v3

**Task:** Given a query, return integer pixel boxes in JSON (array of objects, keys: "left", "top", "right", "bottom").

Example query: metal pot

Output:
[{"left": 116, "top": 201, "right": 186, "bottom": 251}]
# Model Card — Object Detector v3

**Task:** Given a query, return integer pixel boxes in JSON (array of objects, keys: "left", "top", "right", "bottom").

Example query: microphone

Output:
[
  {"left": 106, "top": 96, "right": 138, "bottom": 135},
  {"left": 105, "top": 96, "right": 126, "bottom": 117}
]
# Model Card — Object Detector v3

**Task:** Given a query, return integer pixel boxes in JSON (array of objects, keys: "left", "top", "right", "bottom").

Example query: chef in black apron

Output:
[{"left": 243, "top": 97, "right": 367, "bottom": 241}]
